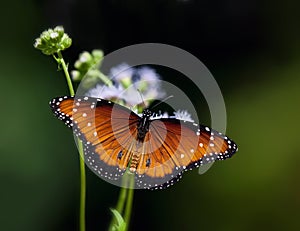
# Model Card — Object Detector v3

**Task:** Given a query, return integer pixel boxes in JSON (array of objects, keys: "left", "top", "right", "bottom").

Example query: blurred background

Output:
[{"left": 1, "top": 0, "right": 300, "bottom": 230}]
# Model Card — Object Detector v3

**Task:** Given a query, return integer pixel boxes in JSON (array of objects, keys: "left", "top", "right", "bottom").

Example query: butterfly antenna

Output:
[
  {"left": 137, "top": 89, "right": 173, "bottom": 110},
  {"left": 136, "top": 89, "right": 147, "bottom": 109},
  {"left": 151, "top": 95, "right": 174, "bottom": 109}
]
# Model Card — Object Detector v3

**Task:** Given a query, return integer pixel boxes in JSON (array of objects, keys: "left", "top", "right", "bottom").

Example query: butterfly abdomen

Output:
[{"left": 129, "top": 152, "right": 141, "bottom": 172}]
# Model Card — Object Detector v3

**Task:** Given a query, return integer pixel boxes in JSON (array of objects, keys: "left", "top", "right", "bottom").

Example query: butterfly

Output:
[{"left": 50, "top": 96, "right": 238, "bottom": 189}]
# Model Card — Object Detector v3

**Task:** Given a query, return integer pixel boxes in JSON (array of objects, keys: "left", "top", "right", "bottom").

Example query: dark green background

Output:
[{"left": 1, "top": 0, "right": 300, "bottom": 230}]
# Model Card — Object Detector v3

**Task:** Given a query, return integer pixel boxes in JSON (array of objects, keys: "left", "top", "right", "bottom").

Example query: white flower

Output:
[
  {"left": 109, "top": 63, "right": 133, "bottom": 82},
  {"left": 137, "top": 67, "right": 161, "bottom": 83},
  {"left": 133, "top": 66, "right": 165, "bottom": 105},
  {"left": 120, "top": 86, "right": 143, "bottom": 106},
  {"left": 133, "top": 67, "right": 161, "bottom": 91},
  {"left": 85, "top": 63, "right": 166, "bottom": 112},
  {"left": 50, "top": 32, "right": 59, "bottom": 39},
  {"left": 142, "top": 87, "right": 166, "bottom": 103},
  {"left": 85, "top": 84, "right": 124, "bottom": 99}
]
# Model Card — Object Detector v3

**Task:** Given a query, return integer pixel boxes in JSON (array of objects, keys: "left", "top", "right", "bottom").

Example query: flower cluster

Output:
[
  {"left": 71, "top": 50, "right": 104, "bottom": 84},
  {"left": 70, "top": 52, "right": 194, "bottom": 120},
  {"left": 34, "top": 26, "right": 72, "bottom": 55},
  {"left": 85, "top": 63, "right": 166, "bottom": 112}
]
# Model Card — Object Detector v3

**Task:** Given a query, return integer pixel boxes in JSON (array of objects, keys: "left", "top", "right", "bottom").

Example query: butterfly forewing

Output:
[{"left": 50, "top": 96, "right": 141, "bottom": 183}]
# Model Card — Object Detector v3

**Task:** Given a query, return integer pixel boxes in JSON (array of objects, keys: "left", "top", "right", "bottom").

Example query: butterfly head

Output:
[{"left": 142, "top": 108, "right": 153, "bottom": 118}]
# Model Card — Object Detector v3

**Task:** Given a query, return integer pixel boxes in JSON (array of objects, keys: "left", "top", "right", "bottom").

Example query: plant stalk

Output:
[{"left": 56, "top": 51, "right": 86, "bottom": 231}]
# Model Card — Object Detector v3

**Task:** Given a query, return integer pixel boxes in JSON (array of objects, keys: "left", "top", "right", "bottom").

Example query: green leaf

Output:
[{"left": 110, "top": 208, "right": 126, "bottom": 231}]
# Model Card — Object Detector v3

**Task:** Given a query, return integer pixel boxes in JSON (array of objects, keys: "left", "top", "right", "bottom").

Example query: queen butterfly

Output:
[{"left": 50, "top": 96, "right": 238, "bottom": 189}]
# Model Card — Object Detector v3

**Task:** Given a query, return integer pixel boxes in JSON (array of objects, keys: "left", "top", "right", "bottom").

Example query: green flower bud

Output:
[
  {"left": 81, "top": 75, "right": 99, "bottom": 89},
  {"left": 71, "top": 49, "right": 105, "bottom": 83},
  {"left": 92, "top": 49, "right": 104, "bottom": 62},
  {"left": 34, "top": 26, "right": 72, "bottom": 55},
  {"left": 71, "top": 70, "right": 81, "bottom": 81},
  {"left": 74, "top": 51, "right": 93, "bottom": 70},
  {"left": 120, "top": 77, "right": 132, "bottom": 89}
]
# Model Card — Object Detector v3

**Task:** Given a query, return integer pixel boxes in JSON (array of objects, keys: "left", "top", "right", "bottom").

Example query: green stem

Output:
[
  {"left": 57, "top": 51, "right": 75, "bottom": 96},
  {"left": 78, "top": 141, "right": 86, "bottom": 231},
  {"left": 123, "top": 174, "right": 134, "bottom": 231},
  {"left": 55, "top": 51, "right": 86, "bottom": 231},
  {"left": 97, "top": 72, "right": 113, "bottom": 86},
  {"left": 108, "top": 175, "right": 128, "bottom": 231},
  {"left": 108, "top": 172, "right": 135, "bottom": 231},
  {"left": 115, "top": 186, "right": 128, "bottom": 214}
]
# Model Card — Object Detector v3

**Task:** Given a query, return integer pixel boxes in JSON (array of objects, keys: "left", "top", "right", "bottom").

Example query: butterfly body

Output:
[
  {"left": 50, "top": 96, "right": 238, "bottom": 189},
  {"left": 136, "top": 109, "right": 152, "bottom": 142}
]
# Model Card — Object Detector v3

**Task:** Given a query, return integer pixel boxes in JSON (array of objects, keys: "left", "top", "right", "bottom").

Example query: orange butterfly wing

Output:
[
  {"left": 50, "top": 96, "right": 238, "bottom": 189},
  {"left": 50, "top": 96, "right": 140, "bottom": 185}
]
